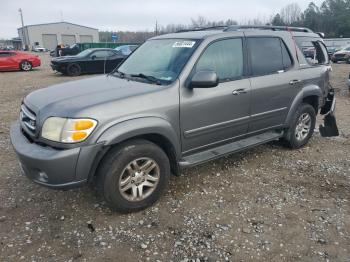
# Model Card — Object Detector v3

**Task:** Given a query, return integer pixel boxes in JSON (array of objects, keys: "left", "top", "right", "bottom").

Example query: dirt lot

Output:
[{"left": 0, "top": 53, "right": 349, "bottom": 262}]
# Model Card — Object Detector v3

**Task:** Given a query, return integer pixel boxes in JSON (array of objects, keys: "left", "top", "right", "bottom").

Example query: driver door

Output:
[
  {"left": 180, "top": 38, "right": 251, "bottom": 154},
  {"left": 85, "top": 50, "right": 110, "bottom": 73}
]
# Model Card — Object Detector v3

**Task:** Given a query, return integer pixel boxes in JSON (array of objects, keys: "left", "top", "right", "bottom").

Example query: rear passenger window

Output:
[
  {"left": 248, "top": 37, "right": 292, "bottom": 76},
  {"left": 195, "top": 38, "right": 243, "bottom": 82},
  {"left": 295, "top": 37, "right": 329, "bottom": 65}
]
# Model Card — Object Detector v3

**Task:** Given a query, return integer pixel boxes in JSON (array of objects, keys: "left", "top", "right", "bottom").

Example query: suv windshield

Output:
[{"left": 116, "top": 39, "right": 199, "bottom": 84}]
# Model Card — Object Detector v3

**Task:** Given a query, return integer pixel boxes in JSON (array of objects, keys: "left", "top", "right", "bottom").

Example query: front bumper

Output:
[{"left": 10, "top": 121, "right": 103, "bottom": 189}]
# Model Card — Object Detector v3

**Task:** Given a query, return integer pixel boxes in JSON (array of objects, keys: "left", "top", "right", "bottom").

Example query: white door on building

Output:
[
  {"left": 42, "top": 34, "right": 58, "bottom": 50},
  {"left": 80, "top": 35, "right": 93, "bottom": 43},
  {"left": 61, "top": 35, "right": 76, "bottom": 46}
]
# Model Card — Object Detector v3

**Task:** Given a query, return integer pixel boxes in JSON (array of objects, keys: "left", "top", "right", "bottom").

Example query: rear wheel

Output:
[
  {"left": 283, "top": 103, "right": 316, "bottom": 149},
  {"left": 67, "top": 63, "right": 81, "bottom": 76},
  {"left": 96, "top": 139, "right": 170, "bottom": 213},
  {"left": 20, "top": 60, "right": 32, "bottom": 71}
]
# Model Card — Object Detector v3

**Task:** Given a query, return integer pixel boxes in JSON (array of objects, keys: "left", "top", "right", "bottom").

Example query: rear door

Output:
[
  {"left": 246, "top": 36, "right": 300, "bottom": 133},
  {"left": 180, "top": 37, "right": 251, "bottom": 154}
]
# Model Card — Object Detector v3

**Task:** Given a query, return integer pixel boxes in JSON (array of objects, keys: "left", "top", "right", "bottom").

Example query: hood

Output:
[
  {"left": 334, "top": 50, "right": 350, "bottom": 55},
  {"left": 24, "top": 75, "right": 164, "bottom": 118}
]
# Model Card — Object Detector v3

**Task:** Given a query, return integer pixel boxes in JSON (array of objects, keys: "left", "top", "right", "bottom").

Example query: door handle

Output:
[
  {"left": 289, "top": 79, "right": 302, "bottom": 86},
  {"left": 232, "top": 88, "right": 247, "bottom": 95}
]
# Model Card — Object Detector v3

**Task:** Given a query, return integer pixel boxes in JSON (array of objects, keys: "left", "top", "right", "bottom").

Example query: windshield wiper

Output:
[
  {"left": 130, "top": 73, "right": 162, "bottom": 85},
  {"left": 108, "top": 69, "right": 125, "bottom": 78}
]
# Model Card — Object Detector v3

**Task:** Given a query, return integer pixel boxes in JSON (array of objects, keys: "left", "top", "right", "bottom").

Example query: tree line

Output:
[{"left": 99, "top": 0, "right": 350, "bottom": 43}]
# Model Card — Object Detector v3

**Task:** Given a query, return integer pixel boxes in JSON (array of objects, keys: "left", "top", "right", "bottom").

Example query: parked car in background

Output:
[
  {"left": 302, "top": 47, "right": 315, "bottom": 59},
  {"left": 115, "top": 44, "right": 139, "bottom": 56},
  {"left": 331, "top": 46, "right": 350, "bottom": 63},
  {"left": 33, "top": 46, "right": 48, "bottom": 52},
  {"left": 51, "top": 48, "right": 126, "bottom": 76},
  {"left": 327, "top": 47, "right": 339, "bottom": 58},
  {"left": 0, "top": 51, "right": 41, "bottom": 71}
]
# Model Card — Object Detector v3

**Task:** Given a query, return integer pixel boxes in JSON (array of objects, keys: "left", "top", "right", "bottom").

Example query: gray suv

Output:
[{"left": 10, "top": 26, "right": 338, "bottom": 212}]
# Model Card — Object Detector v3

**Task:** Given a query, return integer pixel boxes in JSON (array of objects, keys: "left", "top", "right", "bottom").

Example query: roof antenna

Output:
[{"left": 60, "top": 11, "right": 63, "bottom": 22}]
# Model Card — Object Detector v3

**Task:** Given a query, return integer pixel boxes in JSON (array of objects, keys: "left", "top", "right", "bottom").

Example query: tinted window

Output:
[
  {"left": 196, "top": 38, "right": 243, "bottom": 81},
  {"left": 248, "top": 37, "right": 286, "bottom": 76},
  {"left": 0, "top": 52, "right": 11, "bottom": 57},
  {"left": 91, "top": 50, "right": 110, "bottom": 58}
]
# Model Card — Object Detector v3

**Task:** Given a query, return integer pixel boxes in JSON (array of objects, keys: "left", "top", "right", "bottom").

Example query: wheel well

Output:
[
  {"left": 302, "top": 95, "right": 319, "bottom": 114},
  {"left": 137, "top": 134, "right": 179, "bottom": 176},
  {"left": 90, "top": 134, "right": 180, "bottom": 183}
]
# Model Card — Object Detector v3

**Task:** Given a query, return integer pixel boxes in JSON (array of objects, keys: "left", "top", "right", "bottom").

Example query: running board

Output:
[{"left": 179, "top": 131, "right": 283, "bottom": 168}]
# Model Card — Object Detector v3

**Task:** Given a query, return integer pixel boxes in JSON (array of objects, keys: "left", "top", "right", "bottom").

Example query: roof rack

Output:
[
  {"left": 224, "top": 25, "right": 313, "bottom": 33},
  {"left": 175, "top": 25, "right": 314, "bottom": 34},
  {"left": 176, "top": 26, "right": 228, "bottom": 33}
]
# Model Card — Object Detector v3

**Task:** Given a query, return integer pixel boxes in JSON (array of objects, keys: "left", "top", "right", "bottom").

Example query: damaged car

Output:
[{"left": 11, "top": 26, "right": 338, "bottom": 212}]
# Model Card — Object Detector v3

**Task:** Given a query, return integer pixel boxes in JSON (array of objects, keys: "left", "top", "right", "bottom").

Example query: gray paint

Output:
[{"left": 11, "top": 28, "right": 331, "bottom": 188}]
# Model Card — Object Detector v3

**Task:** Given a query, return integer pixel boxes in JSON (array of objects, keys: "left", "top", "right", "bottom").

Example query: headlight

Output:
[{"left": 41, "top": 117, "right": 97, "bottom": 143}]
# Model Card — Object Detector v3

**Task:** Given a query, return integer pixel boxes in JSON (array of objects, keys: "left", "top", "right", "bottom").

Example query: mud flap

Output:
[{"left": 319, "top": 90, "right": 339, "bottom": 137}]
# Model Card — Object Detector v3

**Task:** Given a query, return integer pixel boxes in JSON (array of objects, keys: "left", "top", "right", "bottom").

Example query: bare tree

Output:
[{"left": 280, "top": 3, "right": 302, "bottom": 25}]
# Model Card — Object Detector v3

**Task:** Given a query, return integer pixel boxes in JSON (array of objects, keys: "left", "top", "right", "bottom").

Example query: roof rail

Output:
[
  {"left": 224, "top": 25, "right": 313, "bottom": 33},
  {"left": 176, "top": 26, "right": 228, "bottom": 33},
  {"left": 174, "top": 25, "right": 315, "bottom": 34}
]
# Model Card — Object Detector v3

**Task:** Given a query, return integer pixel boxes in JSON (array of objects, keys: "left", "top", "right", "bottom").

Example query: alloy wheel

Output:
[
  {"left": 295, "top": 113, "right": 312, "bottom": 141},
  {"left": 118, "top": 157, "right": 160, "bottom": 202}
]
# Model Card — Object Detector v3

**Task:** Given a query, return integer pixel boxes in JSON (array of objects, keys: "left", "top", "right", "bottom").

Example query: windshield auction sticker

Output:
[{"left": 172, "top": 41, "right": 196, "bottom": 48}]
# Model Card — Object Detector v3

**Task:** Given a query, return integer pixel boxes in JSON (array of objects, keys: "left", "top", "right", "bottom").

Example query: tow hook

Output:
[{"left": 319, "top": 89, "right": 339, "bottom": 137}]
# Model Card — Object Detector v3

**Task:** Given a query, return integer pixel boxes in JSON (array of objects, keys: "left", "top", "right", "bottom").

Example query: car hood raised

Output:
[{"left": 24, "top": 75, "right": 164, "bottom": 118}]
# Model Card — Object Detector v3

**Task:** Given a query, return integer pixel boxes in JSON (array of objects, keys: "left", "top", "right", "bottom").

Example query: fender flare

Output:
[
  {"left": 284, "top": 84, "right": 323, "bottom": 126},
  {"left": 96, "top": 117, "right": 181, "bottom": 158}
]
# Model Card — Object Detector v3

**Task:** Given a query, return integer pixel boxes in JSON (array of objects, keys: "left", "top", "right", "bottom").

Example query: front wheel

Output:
[
  {"left": 96, "top": 139, "right": 170, "bottom": 213},
  {"left": 66, "top": 63, "right": 81, "bottom": 76},
  {"left": 20, "top": 60, "right": 32, "bottom": 71},
  {"left": 283, "top": 103, "right": 316, "bottom": 149}
]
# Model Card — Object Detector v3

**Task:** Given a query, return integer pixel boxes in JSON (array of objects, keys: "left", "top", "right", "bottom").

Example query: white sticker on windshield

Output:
[{"left": 172, "top": 41, "right": 196, "bottom": 48}]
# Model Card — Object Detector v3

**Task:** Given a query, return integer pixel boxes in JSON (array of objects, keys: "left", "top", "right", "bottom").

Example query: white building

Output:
[
  {"left": 18, "top": 21, "right": 99, "bottom": 50},
  {"left": 324, "top": 38, "right": 350, "bottom": 49}
]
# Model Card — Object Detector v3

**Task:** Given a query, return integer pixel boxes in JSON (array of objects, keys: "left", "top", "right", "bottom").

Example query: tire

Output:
[
  {"left": 20, "top": 60, "right": 32, "bottom": 71},
  {"left": 283, "top": 103, "right": 316, "bottom": 149},
  {"left": 67, "top": 63, "right": 81, "bottom": 76},
  {"left": 96, "top": 139, "right": 170, "bottom": 213}
]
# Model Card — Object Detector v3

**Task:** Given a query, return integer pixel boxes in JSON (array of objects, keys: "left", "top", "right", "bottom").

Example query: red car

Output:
[{"left": 0, "top": 51, "right": 41, "bottom": 71}]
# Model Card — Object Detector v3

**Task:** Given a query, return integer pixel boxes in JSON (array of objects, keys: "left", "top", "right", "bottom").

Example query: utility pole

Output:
[
  {"left": 155, "top": 20, "right": 158, "bottom": 36},
  {"left": 18, "top": 8, "right": 26, "bottom": 50}
]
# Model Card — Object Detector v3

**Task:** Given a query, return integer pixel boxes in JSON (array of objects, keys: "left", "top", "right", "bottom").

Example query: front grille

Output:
[{"left": 20, "top": 104, "right": 37, "bottom": 134}]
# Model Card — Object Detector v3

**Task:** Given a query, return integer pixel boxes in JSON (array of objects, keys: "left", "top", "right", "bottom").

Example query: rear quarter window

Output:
[{"left": 247, "top": 37, "right": 293, "bottom": 76}]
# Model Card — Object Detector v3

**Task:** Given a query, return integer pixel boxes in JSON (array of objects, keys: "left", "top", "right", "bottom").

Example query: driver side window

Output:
[
  {"left": 195, "top": 38, "right": 244, "bottom": 82},
  {"left": 91, "top": 50, "right": 109, "bottom": 59}
]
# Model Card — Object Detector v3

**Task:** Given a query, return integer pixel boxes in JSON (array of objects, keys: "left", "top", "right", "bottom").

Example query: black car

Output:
[{"left": 51, "top": 48, "right": 126, "bottom": 76}]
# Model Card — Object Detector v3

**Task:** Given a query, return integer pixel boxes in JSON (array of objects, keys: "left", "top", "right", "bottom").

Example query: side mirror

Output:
[
  {"left": 91, "top": 55, "right": 96, "bottom": 60},
  {"left": 190, "top": 71, "right": 219, "bottom": 88}
]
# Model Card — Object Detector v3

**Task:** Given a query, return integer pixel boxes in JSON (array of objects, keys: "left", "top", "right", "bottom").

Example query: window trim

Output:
[
  {"left": 189, "top": 37, "right": 247, "bottom": 84},
  {"left": 246, "top": 36, "right": 295, "bottom": 78}
]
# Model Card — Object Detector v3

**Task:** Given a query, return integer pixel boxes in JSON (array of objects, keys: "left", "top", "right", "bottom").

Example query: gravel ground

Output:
[{"left": 0, "top": 53, "right": 349, "bottom": 262}]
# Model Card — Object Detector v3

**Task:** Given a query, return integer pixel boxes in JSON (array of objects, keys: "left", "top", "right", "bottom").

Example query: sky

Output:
[{"left": 0, "top": 0, "right": 324, "bottom": 39}]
